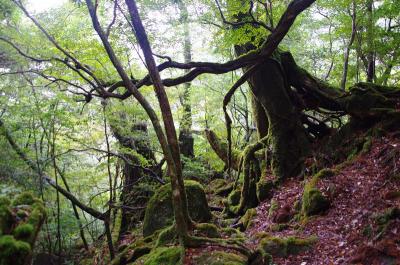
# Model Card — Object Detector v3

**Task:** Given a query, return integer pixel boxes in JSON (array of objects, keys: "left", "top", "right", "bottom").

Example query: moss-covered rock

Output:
[
  {"left": 13, "top": 224, "right": 34, "bottom": 242},
  {"left": 0, "top": 235, "right": 31, "bottom": 265},
  {"left": 301, "top": 173, "right": 330, "bottom": 217},
  {"left": 209, "top": 178, "right": 234, "bottom": 196},
  {"left": 227, "top": 189, "right": 241, "bottom": 207},
  {"left": 0, "top": 197, "right": 10, "bottom": 207},
  {"left": 194, "top": 250, "right": 247, "bottom": 265},
  {"left": 268, "top": 199, "right": 279, "bottom": 219},
  {"left": 12, "top": 192, "right": 36, "bottom": 206},
  {"left": 239, "top": 208, "right": 257, "bottom": 230},
  {"left": 138, "top": 247, "right": 183, "bottom": 265},
  {"left": 143, "top": 180, "right": 211, "bottom": 237},
  {"left": 259, "top": 235, "right": 317, "bottom": 257},
  {"left": 155, "top": 225, "right": 177, "bottom": 247},
  {"left": 195, "top": 223, "right": 221, "bottom": 238},
  {"left": 111, "top": 235, "right": 154, "bottom": 265},
  {"left": 0, "top": 193, "right": 46, "bottom": 265},
  {"left": 0, "top": 204, "right": 13, "bottom": 235},
  {"left": 302, "top": 188, "right": 330, "bottom": 216},
  {"left": 256, "top": 179, "right": 274, "bottom": 202},
  {"left": 314, "top": 169, "right": 336, "bottom": 179}
]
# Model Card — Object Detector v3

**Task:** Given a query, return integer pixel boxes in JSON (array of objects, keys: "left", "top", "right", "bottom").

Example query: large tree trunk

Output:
[
  {"left": 248, "top": 54, "right": 310, "bottom": 179},
  {"left": 112, "top": 122, "right": 157, "bottom": 239}
]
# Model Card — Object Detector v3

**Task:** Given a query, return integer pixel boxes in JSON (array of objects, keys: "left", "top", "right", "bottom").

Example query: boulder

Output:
[
  {"left": 143, "top": 180, "right": 211, "bottom": 237},
  {"left": 194, "top": 250, "right": 247, "bottom": 265}
]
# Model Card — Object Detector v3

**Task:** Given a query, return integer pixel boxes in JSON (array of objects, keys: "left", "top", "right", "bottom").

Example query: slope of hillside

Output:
[{"left": 246, "top": 133, "right": 400, "bottom": 264}]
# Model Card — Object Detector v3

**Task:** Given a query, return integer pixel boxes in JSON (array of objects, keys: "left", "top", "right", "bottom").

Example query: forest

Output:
[{"left": 0, "top": 0, "right": 399, "bottom": 264}]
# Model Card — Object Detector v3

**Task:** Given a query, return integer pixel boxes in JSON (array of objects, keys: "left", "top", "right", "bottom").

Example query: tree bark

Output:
[
  {"left": 248, "top": 54, "right": 310, "bottom": 179},
  {"left": 177, "top": 0, "right": 194, "bottom": 158}
]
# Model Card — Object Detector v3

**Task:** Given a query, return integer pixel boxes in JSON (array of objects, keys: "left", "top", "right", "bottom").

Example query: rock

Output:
[
  {"left": 273, "top": 204, "right": 293, "bottom": 224},
  {"left": 302, "top": 188, "right": 330, "bottom": 216},
  {"left": 194, "top": 250, "right": 247, "bottom": 265},
  {"left": 383, "top": 190, "right": 400, "bottom": 200},
  {"left": 259, "top": 235, "right": 317, "bottom": 257},
  {"left": 208, "top": 178, "right": 234, "bottom": 196},
  {"left": 142, "top": 180, "right": 212, "bottom": 237},
  {"left": 239, "top": 208, "right": 257, "bottom": 230},
  {"left": 227, "top": 189, "right": 241, "bottom": 207},
  {"left": 256, "top": 179, "right": 274, "bottom": 202}
]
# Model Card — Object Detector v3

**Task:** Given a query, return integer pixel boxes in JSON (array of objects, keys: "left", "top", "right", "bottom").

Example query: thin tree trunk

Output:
[
  {"left": 366, "top": 0, "right": 375, "bottom": 82},
  {"left": 340, "top": 1, "right": 356, "bottom": 90},
  {"left": 124, "top": 0, "right": 191, "bottom": 242},
  {"left": 177, "top": 0, "right": 194, "bottom": 157}
]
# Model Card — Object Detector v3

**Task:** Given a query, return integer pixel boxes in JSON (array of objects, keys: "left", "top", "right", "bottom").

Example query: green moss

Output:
[
  {"left": 143, "top": 180, "right": 212, "bottom": 237},
  {"left": 270, "top": 223, "right": 289, "bottom": 232},
  {"left": 302, "top": 188, "right": 330, "bottom": 216},
  {"left": 0, "top": 197, "right": 10, "bottom": 207},
  {"left": 259, "top": 235, "right": 317, "bottom": 257},
  {"left": 196, "top": 223, "right": 221, "bottom": 238},
  {"left": 79, "top": 258, "right": 93, "bottom": 265},
  {"left": 301, "top": 174, "right": 330, "bottom": 217},
  {"left": 220, "top": 227, "right": 245, "bottom": 239},
  {"left": 0, "top": 205, "right": 13, "bottom": 235},
  {"left": 111, "top": 236, "right": 154, "bottom": 265},
  {"left": 268, "top": 199, "right": 278, "bottom": 219},
  {"left": 375, "top": 207, "right": 400, "bottom": 225},
  {"left": 141, "top": 247, "right": 183, "bottom": 265},
  {"left": 13, "top": 224, "right": 34, "bottom": 242},
  {"left": 361, "top": 136, "right": 372, "bottom": 154},
  {"left": 256, "top": 179, "right": 274, "bottom": 202},
  {"left": 12, "top": 192, "right": 35, "bottom": 206},
  {"left": 16, "top": 210, "right": 28, "bottom": 219},
  {"left": 239, "top": 208, "right": 257, "bottom": 230},
  {"left": 227, "top": 189, "right": 241, "bottom": 207},
  {"left": 194, "top": 250, "right": 246, "bottom": 265},
  {"left": 314, "top": 169, "right": 336, "bottom": 179},
  {"left": 0, "top": 235, "right": 31, "bottom": 265},
  {"left": 156, "top": 225, "right": 177, "bottom": 247},
  {"left": 112, "top": 209, "right": 122, "bottom": 245},
  {"left": 27, "top": 202, "right": 46, "bottom": 228},
  {"left": 209, "top": 179, "right": 233, "bottom": 196},
  {"left": 293, "top": 200, "right": 301, "bottom": 213}
]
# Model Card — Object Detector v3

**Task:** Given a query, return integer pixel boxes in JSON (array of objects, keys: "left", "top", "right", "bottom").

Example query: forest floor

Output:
[
  {"left": 245, "top": 133, "right": 400, "bottom": 264},
  {"left": 183, "top": 133, "right": 400, "bottom": 265}
]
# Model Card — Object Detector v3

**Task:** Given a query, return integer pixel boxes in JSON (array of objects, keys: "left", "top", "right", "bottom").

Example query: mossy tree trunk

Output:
[
  {"left": 248, "top": 55, "right": 310, "bottom": 179},
  {"left": 112, "top": 121, "right": 158, "bottom": 239},
  {"left": 177, "top": 0, "right": 194, "bottom": 158}
]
